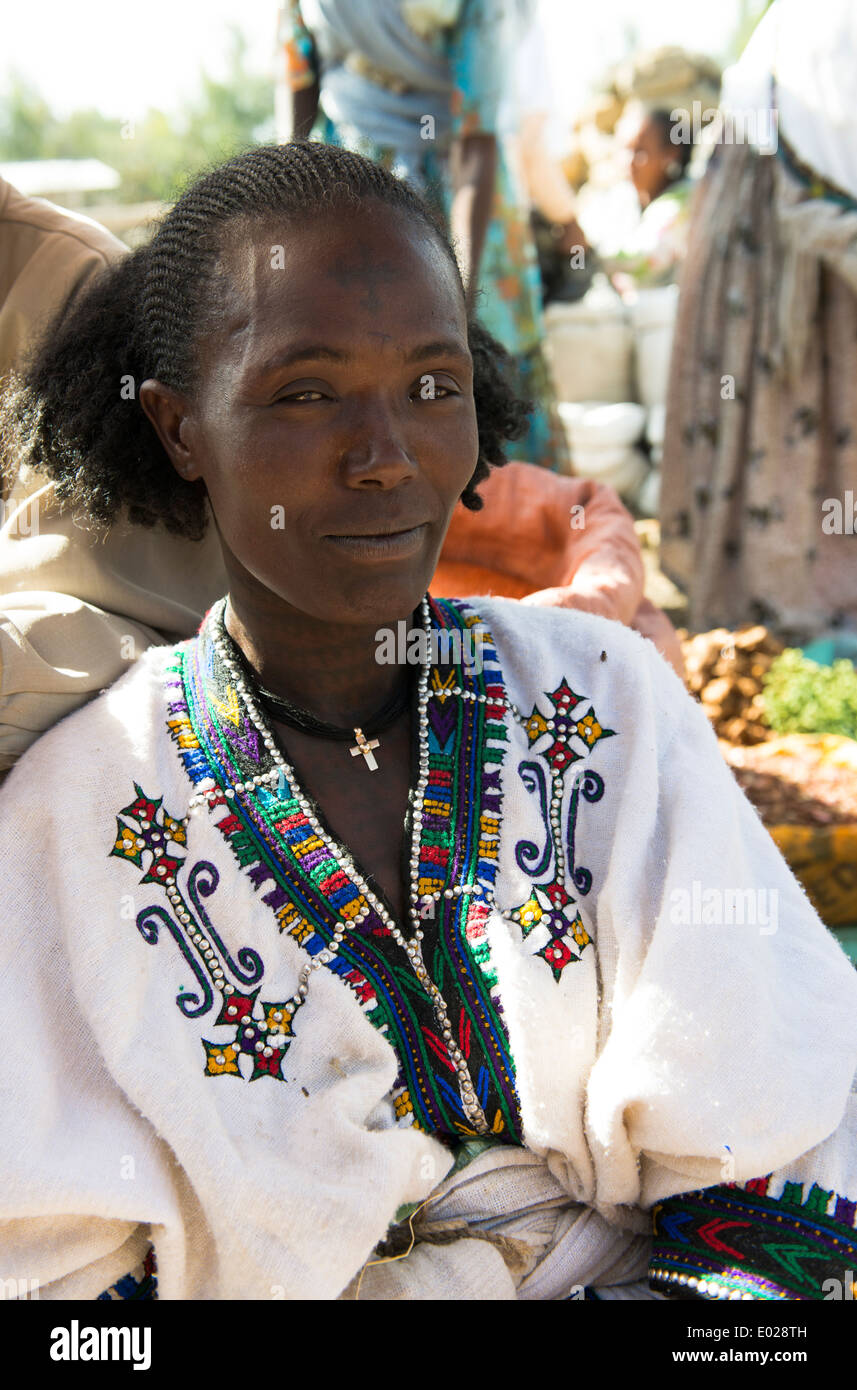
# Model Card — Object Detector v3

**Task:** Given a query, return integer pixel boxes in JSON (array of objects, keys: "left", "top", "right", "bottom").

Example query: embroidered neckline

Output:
[
  {"left": 106, "top": 598, "right": 619, "bottom": 1137},
  {"left": 141, "top": 597, "right": 618, "bottom": 1137},
  {"left": 166, "top": 596, "right": 524, "bottom": 1141}
]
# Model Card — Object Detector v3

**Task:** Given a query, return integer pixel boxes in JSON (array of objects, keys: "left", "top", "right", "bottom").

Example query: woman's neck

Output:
[{"left": 223, "top": 590, "right": 420, "bottom": 730}]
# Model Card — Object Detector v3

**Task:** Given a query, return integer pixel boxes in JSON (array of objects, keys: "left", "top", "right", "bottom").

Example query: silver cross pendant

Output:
[{"left": 350, "top": 727, "right": 380, "bottom": 771}]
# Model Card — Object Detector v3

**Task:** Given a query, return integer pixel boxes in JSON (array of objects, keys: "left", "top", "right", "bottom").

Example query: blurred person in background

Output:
[
  {"left": 606, "top": 104, "right": 697, "bottom": 293},
  {"left": 660, "top": 0, "right": 857, "bottom": 643},
  {"left": 500, "top": 8, "right": 592, "bottom": 307},
  {"left": 580, "top": 48, "right": 721, "bottom": 296},
  {"left": 276, "top": 0, "right": 568, "bottom": 471}
]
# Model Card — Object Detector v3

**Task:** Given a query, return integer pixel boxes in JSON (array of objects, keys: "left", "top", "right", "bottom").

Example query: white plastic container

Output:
[
  {"left": 629, "top": 285, "right": 679, "bottom": 411},
  {"left": 636, "top": 466, "right": 662, "bottom": 517},
  {"left": 575, "top": 446, "right": 649, "bottom": 498},
  {"left": 557, "top": 400, "right": 649, "bottom": 498},
  {"left": 544, "top": 280, "right": 634, "bottom": 404},
  {"left": 645, "top": 402, "right": 667, "bottom": 466},
  {"left": 646, "top": 402, "right": 667, "bottom": 449},
  {"left": 558, "top": 400, "right": 646, "bottom": 449}
]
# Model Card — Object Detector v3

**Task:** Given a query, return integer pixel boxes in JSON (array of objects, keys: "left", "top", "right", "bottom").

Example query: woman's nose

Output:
[{"left": 340, "top": 404, "right": 419, "bottom": 489}]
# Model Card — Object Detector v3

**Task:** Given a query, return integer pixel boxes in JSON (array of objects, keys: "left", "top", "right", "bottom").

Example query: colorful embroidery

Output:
[
  {"left": 110, "top": 788, "right": 287, "bottom": 1080},
  {"left": 508, "top": 681, "right": 613, "bottom": 979},
  {"left": 97, "top": 1247, "right": 158, "bottom": 1301},
  {"left": 650, "top": 1178, "right": 857, "bottom": 1300},
  {"left": 166, "top": 597, "right": 524, "bottom": 1142}
]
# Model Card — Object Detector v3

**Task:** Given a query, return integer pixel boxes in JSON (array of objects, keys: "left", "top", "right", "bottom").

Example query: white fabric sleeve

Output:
[
  {"left": 0, "top": 869, "right": 193, "bottom": 1297},
  {"left": 583, "top": 642, "right": 857, "bottom": 1213}
]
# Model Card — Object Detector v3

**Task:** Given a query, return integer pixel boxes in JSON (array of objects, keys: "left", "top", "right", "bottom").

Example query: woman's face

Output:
[
  {"left": 626, "top": 113, "right": 675, "bottom": 206},
  {"left": 168, "top": 203, "right": 478, "bottom": 627}
]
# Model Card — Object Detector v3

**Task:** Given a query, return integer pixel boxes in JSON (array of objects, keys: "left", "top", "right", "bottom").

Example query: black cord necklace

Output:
[
  {"left": 254, "top": 670, "right": 414, "bottom": 771},
  {"left": 219, "top": 606, "right": 416, "bottom": 772},
  {"left": 255, "top": 675, "right": 413, "bottom": 740}
]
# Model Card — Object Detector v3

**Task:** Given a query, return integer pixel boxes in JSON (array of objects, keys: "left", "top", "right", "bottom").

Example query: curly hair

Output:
[{"left": 2, "top": 142, "right": 531, "bottom": 540}]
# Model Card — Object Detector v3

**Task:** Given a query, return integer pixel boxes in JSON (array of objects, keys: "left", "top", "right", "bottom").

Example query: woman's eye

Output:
[
  {"left": 410, "top": 377, "right": 457, "bottom": 401},
  {"left": 278, "top": 389, "right": 326, "bottom": 403}
]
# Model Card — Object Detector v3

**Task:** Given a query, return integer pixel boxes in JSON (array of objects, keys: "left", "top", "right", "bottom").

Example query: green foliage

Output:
[
  {"left": 0, "top": 28, "right": 274, "bottom": 204},
  {"left": 762, "top": 649, "right": 857, "bottom": 741}
]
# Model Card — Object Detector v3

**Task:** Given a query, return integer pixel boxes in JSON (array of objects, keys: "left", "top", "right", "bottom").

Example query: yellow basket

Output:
[
  {"left": 729, "top": 734, "right": 857, "bottom": 927},
  {"left": 727, "top": 733, "right": 855, "bottom": 928},
  {"left": 769, "top": 823, "right": 857, "bottom": 927}
]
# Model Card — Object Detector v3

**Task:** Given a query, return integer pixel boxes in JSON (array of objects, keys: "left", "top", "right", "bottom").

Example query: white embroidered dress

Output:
[{"left": 1, "top": 598, "right": 855, "bottom": 1301}]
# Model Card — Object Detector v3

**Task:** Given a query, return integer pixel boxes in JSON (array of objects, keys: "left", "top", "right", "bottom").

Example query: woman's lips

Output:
[{"left": 323, "top": 524, "right": 429, "bottom": 561}]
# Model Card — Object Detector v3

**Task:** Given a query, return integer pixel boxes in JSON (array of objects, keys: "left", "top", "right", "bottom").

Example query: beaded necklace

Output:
[{"left": 184, "top": 595, "right": 522, "bottom": 1134}]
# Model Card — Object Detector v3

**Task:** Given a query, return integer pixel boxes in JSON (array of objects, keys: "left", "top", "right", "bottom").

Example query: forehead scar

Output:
[
  {"left": 368, "top": 330, "right": 393, "bottom": 344},
  {"left": 328, "top": 250, "right": 403, "bottom": 313}
]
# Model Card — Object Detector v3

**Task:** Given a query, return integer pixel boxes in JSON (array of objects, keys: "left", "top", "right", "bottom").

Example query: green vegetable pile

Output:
[{"left": 761, "top": 649, "right": 857, "bottom": 740}]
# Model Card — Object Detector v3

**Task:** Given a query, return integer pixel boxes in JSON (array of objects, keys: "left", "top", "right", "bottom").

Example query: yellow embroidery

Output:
[
  {"left": 204, "top": 1043, "right": 240, "bottom": 1076},
  {"left": 166, "top": 716, "right": 199, "bottom": 750},
  {"left": 208, "top": 683, "right": 242, "bottom": 728},
  {"left": 429, "top": 669, "right": 456, "bottom": 705}
]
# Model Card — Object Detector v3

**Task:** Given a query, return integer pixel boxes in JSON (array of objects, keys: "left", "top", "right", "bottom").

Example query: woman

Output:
[
  {"left": 581, "top": 46, "right": 720, "bottom": 298},
  {"left": 1, "top": 142, "right": 856, "bottom": 1301},
  {"left": 276, "top": 0, "right": 568, "bottom": 470},
  {"left": 596, "top": 104, "right": 698, "bottom": 296}
]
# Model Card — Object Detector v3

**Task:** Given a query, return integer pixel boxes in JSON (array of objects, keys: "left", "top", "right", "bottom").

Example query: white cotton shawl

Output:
[
  {"left": 722, "top": 0, "right": 857, "bottom": 199},
  {"left": 720, "top": 0, "right": 857, "bottom": 381},
  {"left": 1, "top": 600, "right": 856, "bottom": 1299}
]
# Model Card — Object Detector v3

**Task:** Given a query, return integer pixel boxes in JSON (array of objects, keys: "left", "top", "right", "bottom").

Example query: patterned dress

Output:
[
  {"left": 660, "top": 137, "right": 857, "bottom": 642},
  {"left": 4, "top": 596, "right": 857, "bottom": 1300}
]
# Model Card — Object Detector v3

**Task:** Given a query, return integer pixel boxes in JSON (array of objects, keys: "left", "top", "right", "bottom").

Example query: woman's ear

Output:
[{"left": 139, "top": 380, "right": 202, "bottom": 482}]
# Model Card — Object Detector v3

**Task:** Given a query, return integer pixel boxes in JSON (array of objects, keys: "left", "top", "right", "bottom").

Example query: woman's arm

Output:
[
  {"left": 277, "top": 0, "right": 320, "bottom": 140},
  {"left": 449, "top": 132, "right": 497, "bottom": 313},
  {"left": 581, "top": 640, "right": 857, "bottom": 1298},
  {"left": 292, "top": 78, "right": 320, "bottom": 141}
]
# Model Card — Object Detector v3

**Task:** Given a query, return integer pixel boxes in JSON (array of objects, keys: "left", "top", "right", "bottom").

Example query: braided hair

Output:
[{"left": 2, "top": 142, "right": 531, "bottom": 540}]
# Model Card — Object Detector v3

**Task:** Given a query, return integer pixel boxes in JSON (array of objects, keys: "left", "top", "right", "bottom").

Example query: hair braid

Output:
[{"left": 2, "top": 141, "right": 531, "bottom": 536}]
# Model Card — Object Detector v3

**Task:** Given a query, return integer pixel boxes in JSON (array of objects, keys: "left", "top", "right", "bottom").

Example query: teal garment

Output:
[
  {"left": 282, "top": 0, "right": 567, "bottom": 470},
  {"left": 313, "top": 107, "right": 544, "bottom": 358},
  {"left": 513, "top": 343, "right": 565, "bottom": 474},
  {"left": 443, "top": 0, "right": 544, "bottom": 361}
]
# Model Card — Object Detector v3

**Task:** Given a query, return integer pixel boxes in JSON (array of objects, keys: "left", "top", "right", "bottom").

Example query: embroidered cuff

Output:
[
  {"left": 649, "top": 1178, "right": 857, "bottom": 1300},
  {"left": 97, "top": 1245, "right": 158, "bottom": 1301}
]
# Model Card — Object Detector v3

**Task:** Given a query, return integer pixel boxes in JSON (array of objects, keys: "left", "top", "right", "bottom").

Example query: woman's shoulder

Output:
[
  {"left": 456, "top": 595, "right": 686, "bottom": 694},
  {"left": 447, "top": 593, "right": 704, "bottom": 764}
]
